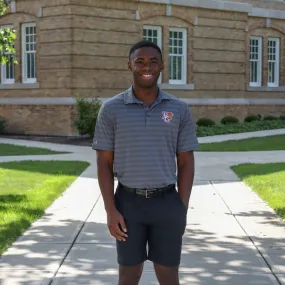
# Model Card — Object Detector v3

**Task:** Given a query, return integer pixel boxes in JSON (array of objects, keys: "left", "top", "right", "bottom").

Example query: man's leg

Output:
[
  {"left": 147, "top": 190, "right": 187, "bottom": 285},
  {"left": 118, "top": 264, "right": 144, "bottom": 285},
  {"left": 153, "top": 264, "right": 179, "bottom": 285},
  {"left": 115, "top": 188, "right": 148, "bottom": 285}
]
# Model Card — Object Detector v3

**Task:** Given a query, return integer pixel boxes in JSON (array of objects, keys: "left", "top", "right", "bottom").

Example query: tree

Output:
[{"left": 0, "top": 0, "right": 17, "bottom": 64}]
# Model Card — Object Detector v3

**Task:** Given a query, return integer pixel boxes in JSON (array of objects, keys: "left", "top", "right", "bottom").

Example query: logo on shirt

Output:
[{"left": 162, "top": 111, "right": 174, "bottom": 123}]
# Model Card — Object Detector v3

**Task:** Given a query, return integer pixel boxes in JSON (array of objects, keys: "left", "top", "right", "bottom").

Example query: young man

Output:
[{"left": 93, "top": 40, "right": 199, "bottom": 285}]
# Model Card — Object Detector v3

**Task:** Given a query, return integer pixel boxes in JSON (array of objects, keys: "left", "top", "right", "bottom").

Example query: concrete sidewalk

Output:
[{"left": 0, "top": 130, "right": 285, "bottom": 285}]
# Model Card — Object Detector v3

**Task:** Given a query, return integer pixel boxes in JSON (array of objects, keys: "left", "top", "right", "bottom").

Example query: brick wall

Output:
[
  {"left": 0, "top": 104, "right": 77, "bottom": 136},
  {"left": 0, "top": 0, "right": 285, "bottom": 136},
  {"left": 1, "top": 103, "right": 284, "bottom": 136}
]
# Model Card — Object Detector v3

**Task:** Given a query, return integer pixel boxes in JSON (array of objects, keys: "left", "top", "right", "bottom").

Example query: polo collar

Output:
[{"left": 123, "top": 86, "right": 172, "bottom": 105}]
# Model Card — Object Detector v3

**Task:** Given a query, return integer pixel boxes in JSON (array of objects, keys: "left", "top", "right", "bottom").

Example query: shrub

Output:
[
  {"left": 74, "top": 95, "right": 102, "bottom": 137},
  {"left": 263, "top": 115, "right": 278, "bottom": 121},
  {"left": 196, "top": 119, "right": 285, "bottom": 137},
  {"left": 244, "top": 115, "right": 261, "bottom": 123},
  {"left": 196, "top": 117, "right": 215, "bottom": 127},
  {"left": 220, "top": 116, "right": 239, "bottom": 125},
  {"left": 0, "top": 117, "right": 6, "bottom": 134},
  {"left": 280, "top": 115, "right": 285, "bottom": 120}
]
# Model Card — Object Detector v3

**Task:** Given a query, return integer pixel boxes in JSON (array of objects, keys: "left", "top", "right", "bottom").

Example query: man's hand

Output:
[
  {"left": 107, "top": 208, "right": 128, "bottom": 241},
  {"left": 181, "top": 196, "right": 189, "bottom": 210}
]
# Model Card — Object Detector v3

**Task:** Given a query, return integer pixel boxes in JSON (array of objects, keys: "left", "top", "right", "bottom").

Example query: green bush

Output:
[
  {"left": 263, "top": 115, "right": 279, "bottom": 121},
  {"left": 196, "top": 117, "right": 215, "bottom": 127},
  {"left": 244, "top": 115, "right": 261, "bottom": 123},
  {"left": 74, "top": 95, "right": 102, "bottom": 137},
  {"left": 220, "top": 116, "right": 239, "bottom": 125},
  {"left": 196, "top": 119, "right": 285, "bottom": 137},
  {"left": 280, "top": 115, "right": 285, "bottom": 120},
  {"left": 0, "top": 117, "right": 7, "bottom": 134}
]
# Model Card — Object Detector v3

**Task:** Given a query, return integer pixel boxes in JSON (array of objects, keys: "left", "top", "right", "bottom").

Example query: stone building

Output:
[{"left": 0, "top": 0, "right": 284, "bottom": 136}]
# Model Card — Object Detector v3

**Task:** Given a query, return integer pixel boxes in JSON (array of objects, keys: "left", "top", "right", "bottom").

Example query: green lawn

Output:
[
  {"left": 232, "top": 163, "right": 285, "bottom": 219},
  {"left": 199, "top": 134, "right": 285, "bottom": 151},
  {"left": 0, "top": 143, "right": 69, "bottom": 156},
  {"left": 0, "top": 160, "right": 90, "bottom": 254}
]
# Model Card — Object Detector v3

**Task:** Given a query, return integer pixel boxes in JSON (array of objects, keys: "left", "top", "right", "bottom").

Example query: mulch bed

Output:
[{"left": 0, "top": 134, "right": 93, "bottom": 147}]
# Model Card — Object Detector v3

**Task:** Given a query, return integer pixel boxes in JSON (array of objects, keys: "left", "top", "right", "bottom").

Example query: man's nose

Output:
[{"left": 143, "top": 61, "right": 152, "bottom": 68}]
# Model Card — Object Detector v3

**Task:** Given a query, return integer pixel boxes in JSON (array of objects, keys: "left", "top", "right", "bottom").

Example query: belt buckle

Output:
[{"left": 145, "top": 189, "right": 155, "bottom": 198}]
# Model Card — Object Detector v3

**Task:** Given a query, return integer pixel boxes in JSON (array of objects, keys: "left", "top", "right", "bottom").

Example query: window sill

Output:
[
  {"left": 159, "top": 83, "right": 195, "bottom": 90},
  {"left": 0, "top": 83, "right": 39, "bottom": 89},
  {"left": 247, "top": 86, "right": 285, "bottom": 92}
]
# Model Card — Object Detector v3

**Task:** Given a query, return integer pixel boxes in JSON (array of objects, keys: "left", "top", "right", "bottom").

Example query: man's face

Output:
[{"left": 128, "top": 47, "right": 164, "bottom": 88}]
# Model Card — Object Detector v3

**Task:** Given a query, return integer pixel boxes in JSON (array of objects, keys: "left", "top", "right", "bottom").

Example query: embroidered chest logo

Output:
[{"left": 162, "top": 111, "right": 174, "bottom": 123}]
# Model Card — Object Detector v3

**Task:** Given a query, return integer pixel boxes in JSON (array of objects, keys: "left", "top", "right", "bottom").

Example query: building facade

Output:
[{"left": 0, "top": 0, "right": 284, "bottom": 136}]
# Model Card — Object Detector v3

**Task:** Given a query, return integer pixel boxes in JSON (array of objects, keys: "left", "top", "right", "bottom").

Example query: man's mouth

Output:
[{"left": 141, "top": 74, "right": 154, "bottom": 80}]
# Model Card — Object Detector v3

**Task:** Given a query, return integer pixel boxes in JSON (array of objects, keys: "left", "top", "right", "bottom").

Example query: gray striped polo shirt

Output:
[{"left": 92, "top": 86, "right": 199, "bottom": 189}]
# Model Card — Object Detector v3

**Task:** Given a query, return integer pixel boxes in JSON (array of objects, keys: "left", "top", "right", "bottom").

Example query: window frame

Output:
[
  {"left": 267, "top": 37, "right": 280, "bottom": 87},
  {"left": 249, "top": 36, "right": 262, "bottom": 87},
  {"left": 1, "top": 25, "right": 15, "bottom": 84},
  {"left": 168, "top": 27, "right": 187, "bottom": 85},
  {"left": 21, "top": 22, "right": 37, "bottom": 84},
  {"left": 143, "top": 25, "right": 162, "bottom": 84}
]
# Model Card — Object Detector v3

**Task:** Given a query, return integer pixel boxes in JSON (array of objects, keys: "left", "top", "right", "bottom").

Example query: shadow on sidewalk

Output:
[{"left": 0, "top": 214, "right": 284, "bottom": 285}]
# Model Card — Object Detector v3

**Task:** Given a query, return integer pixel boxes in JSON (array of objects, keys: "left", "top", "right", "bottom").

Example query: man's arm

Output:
[
  {"left": 96, "top": 150, "right": 115, "bottom": 212},
  {"left": 177, "top": 151, "right": 195, "bottom": 208},
  {"left": 96, "top": 150, "right": 128, "bottom": 241}
]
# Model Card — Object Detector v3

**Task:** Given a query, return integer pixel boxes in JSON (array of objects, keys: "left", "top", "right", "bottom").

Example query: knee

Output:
[
  {"left": 118, "top": 264, "right": 143, "bottom": 285},
  {"left": 154, "top": 264, "right": 180, "bottom": 285}
]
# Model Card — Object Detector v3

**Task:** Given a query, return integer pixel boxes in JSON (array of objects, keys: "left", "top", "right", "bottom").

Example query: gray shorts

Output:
[{"left": 114, "top": 183, "right": 187, "bottom": 267}]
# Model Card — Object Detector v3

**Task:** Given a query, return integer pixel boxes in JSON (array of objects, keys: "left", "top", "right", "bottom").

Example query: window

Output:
[
  {"left": 268, "top": 38, "right": 280, "bottom": 87},
  {"left": 143, "top": 26, "right": 162, "bottom": 84},
  {"left": 169, "top": 28, "right": 187, "bottom": 85},
  {"left": 143, "top": 26, "right": 162, "bottom": 48},
  {"left": 1, "top": 25, "right": 15, "bottom": 84},
  {"left": 249, "top": 37, "right": 262, "bottom": 87},
  {"left": 22, "top": 23, "right": 36, "bottom": 83}
]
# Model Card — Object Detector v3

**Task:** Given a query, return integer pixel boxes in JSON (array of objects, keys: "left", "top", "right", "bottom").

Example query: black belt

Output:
[{"left": 119, "top": 183, "right": 175, "bottom": 198}]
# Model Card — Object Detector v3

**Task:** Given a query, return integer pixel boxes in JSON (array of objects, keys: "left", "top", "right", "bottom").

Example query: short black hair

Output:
[{"left": 129, "top": 40, "right": 162, "bottom": 59}]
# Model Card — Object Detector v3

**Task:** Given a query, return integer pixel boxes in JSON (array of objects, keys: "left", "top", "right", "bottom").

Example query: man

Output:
[{"left": 93, "top": 40, "right": 199, "bottom": 285}]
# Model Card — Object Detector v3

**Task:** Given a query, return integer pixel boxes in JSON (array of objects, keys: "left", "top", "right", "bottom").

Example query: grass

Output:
[
  {"left": 196, "top": 119, "right": 285, "bottom": 137},
  {"left": 0, "top": 143, "right": 68, "bottom": 156},
  {"left": 232, "top": 163, "right": 285, "bottom": 219},
  {"left": 0, "top": 160, "right": 90, "bottom": 255},
  {"left": 199, "top": 134, "right": 285, "bottom": 151}
]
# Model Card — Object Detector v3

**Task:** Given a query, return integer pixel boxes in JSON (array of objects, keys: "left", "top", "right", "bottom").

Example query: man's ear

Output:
[
  {"left": 128, "top": 60, "right": 132, "bottom": 71},
  {"left": 160, "top": 60, "right": 164, "bottom": 72}
]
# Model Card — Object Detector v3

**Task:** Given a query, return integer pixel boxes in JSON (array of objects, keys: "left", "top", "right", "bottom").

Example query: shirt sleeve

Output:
[
  {"left": 92, "top": 103, "right": 114, "bottom": 151},
  {"left": 176, "top": 104, "right": 199, "bottom": 153}
]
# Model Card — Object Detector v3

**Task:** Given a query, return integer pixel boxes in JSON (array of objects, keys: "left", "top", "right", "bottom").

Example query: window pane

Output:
[
  {"left": 27, "top": 53, "right": 31, "bottom": 79},
  {"left": 31, "top": 53, "right": 35, "bottom": 78},
  {"left": 169, "top": 55, "right": 182, "bottom": 80},
  {"left": 143, "top": 28, "right": 160, "bottom": 47},
  {"left": 177, "top": 56, "right": 182, "bottom": 80},
  {"left": 5, "top": 57, "right": 14, "bottom": 80}
]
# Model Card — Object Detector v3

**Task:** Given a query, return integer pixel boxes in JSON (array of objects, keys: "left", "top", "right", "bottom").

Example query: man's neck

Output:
[{"left": 132, "top": 84, "right": 159, "bottom": 106}]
